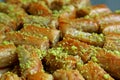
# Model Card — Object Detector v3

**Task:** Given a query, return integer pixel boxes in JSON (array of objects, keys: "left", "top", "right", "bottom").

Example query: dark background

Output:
[{"left": 91, "top": 0, "right": 120, "bottom": 11}]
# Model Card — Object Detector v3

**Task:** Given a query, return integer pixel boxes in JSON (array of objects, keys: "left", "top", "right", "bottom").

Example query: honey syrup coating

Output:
[{"left": 0, "top": 0, "right": 120, "bottom": 80}]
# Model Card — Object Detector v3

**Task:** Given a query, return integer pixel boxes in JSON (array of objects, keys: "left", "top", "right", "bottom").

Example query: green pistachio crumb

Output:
[
  {"left": 103, "top": 74, "right": 110, "bottom": 79},
  {"left": 114, "top": 50, "right": 120, "bottom": 56},
  {"left": 2, "top": 41, "right": 13, "bottom": 45},
  {"left": 2, "top": 41, "right": 10, "bottom": 45},
  {"left": 71, "top": 45, "right": 77, "bottom": 50},
  {"left": 91, "top": 56, "right": 98, "bottom": 62}
]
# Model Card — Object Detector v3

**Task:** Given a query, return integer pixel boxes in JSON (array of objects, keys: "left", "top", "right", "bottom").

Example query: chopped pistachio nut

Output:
[
  {"left": 43, "top": 36, "right": 48, "bottom": 39},
  {"left": 90, "top": 46, "right": 99, "bottom": 54},
  {"left": 48, "top": 47, "right": 68, "bottom": 59},
  {"left": 35, "top": 49, "right": 46, "bottom": 59},
  {"left": 2, "top": 41, "right": 13, "bottom": 45},
  {"left": 52, "top": 10, "right": 60, "bottom": 17},
  {"left": 90, "top": 33, "right": 104, "bottom": 42},
  {"left": 71, "top": 45, "right": 77, "bottom": 50},
  {"left": 0, "top": 12, "right": 15, "bottom": 26},
  {"left": 84, "top": 15, "right": 91, "bottom": 19},
  {"left": 60, "top": 5, "right": 74, "bottom": 13},
  {"left": 103, "top": 74, "right": 110, "bottom": 79},
  {"left": 17, "top": 46, "right": 35, "bottom": 70},
  {"left": 113, "top": 50, "right": 120, "bottom": 56},
  {"left": 81, "top": 48, "right": 88, "bottom": 54},
  {"left": 23, "top": 15, "right": 50, "bottom": 27},
  {"left": 19, "top": 31, "right": 31, "bottom": 37},
  {"left": 77, "top": 62, "right": 84, "bottom": 68},
  {"left": 18, "top": 31, "right": 48, "bottom": 40},
  {"left": 98, "top": 34, "right": 104, "bottom": 42},
  {"left": 62, "top": 6, "right": 68, "bottom": 10},
  {"left": 103, "top": 48, "right": 113, "bottom": 54},
  {"left": 8, "top": 5, "right": 15, "bottom": 12},
  {"left": 91, "top": 56, "right": 98, "bottom": 62},
  {"left": 116, "top": 38, "right": 120, "bottom": 43}
]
